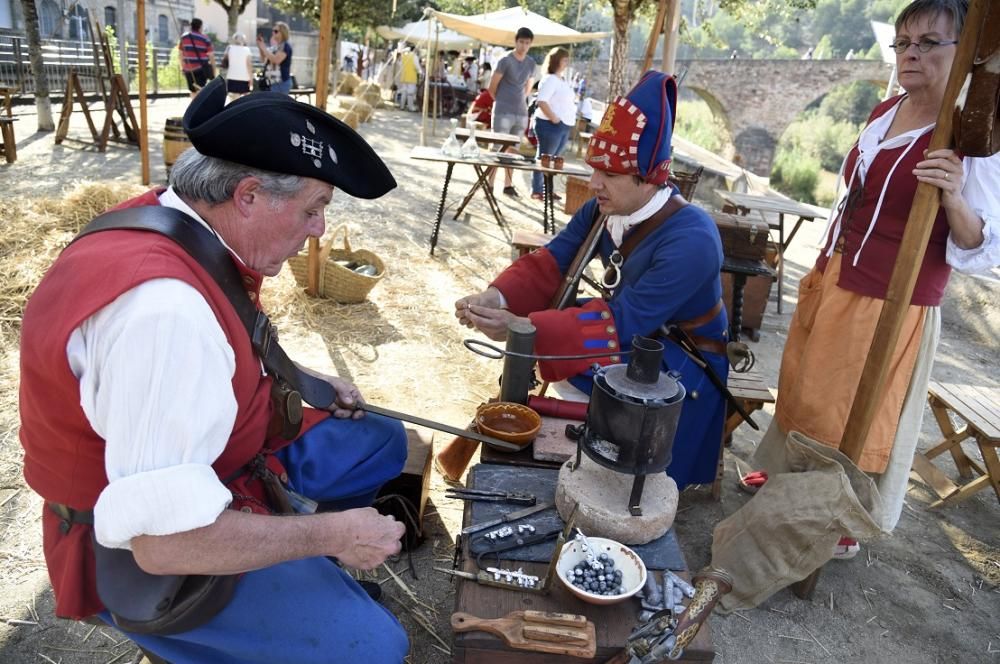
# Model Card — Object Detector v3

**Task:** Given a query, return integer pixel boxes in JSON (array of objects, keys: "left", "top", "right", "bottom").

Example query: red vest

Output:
[
  {"left": 19, "top": 190, "right": 327, "bottom": 619},
  {"left": 816, "top": 96, "right": 954, "bottom": 306}
]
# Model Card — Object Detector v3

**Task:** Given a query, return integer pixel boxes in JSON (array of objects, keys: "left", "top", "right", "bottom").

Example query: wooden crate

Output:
[{"left": 564, "top": 175, "right": 591, "bottom": 216}]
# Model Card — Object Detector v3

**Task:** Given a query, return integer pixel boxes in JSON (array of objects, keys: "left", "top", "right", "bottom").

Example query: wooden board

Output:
[
  {"left": 452, "top": 611, "right": 596, "bottom": 659},
  {"left": 929, "top": 382, "right": 1000, "bottom": 441}
]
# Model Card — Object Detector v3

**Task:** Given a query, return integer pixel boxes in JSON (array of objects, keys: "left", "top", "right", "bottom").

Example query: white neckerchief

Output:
[{"left": 605, "top": 187, "right": 675, "bottom": 247}]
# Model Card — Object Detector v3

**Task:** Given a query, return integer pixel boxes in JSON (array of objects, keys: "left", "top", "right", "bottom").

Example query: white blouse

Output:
[
  {"left": 534, "top": 74, "right": 578, "bottom": 127},
  {"left": 821, "top": 97, "right": 1000, "bottom": 275},
  {"left": 73, "top": 189, "right": 243, "bottom": 549}
]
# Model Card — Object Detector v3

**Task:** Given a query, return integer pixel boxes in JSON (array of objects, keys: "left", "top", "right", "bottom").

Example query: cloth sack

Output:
[{"left": 712, "top": 431, "right": 885, "bottom": 611}]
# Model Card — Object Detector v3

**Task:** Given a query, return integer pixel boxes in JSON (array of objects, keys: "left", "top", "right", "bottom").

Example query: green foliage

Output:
[
  {"left": 675, "top": 97, "right": 728, "bottom": 154},
  {"left": 771, "top": 147, "right": 820, "bottom": 204},
  {"left": 780, "top": 109, "right": 856, "bottom": 174},
  {"left": 820, "top": 81, "right": 883, "bottom": 125},
  {"left": 104, "top": 26, "right": 121, "bottom": 74},
  {"left": 154, "top": 47, "right": 187, "bottom": 92}
]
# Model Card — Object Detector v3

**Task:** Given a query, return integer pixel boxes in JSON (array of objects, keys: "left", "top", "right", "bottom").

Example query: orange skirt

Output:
[{"left": 774, "top": 253, "right": 927, "bottom": 473}]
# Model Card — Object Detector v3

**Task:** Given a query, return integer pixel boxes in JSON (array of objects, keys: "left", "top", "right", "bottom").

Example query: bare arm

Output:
[
  {"left": 132, "top": 507, "right": 404, "bottom": 575},
  {"left": 488, "top": 69, "right": 503, "bottom": 98},
  {"left": 537, "top": 101, "right": 559, "bottom": 124}
]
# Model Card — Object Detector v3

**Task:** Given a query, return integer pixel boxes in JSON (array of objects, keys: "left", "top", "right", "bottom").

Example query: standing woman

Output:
[
  {"left": 223, "top": 33, "right": 253, "bottom": 101},
  {"left": 745, "top": 0, "right": 999, "bottom": 545},
  {"left": 257, "top": 22, "right": 293, "bottom": 95},
  {"left": 531, "top": 48, "right": 576, "bottom": 201}
]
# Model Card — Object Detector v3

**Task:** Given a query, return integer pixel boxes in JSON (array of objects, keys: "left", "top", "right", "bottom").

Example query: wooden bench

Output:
[
  {"left": 910, "top": 381, "right": 1000, "bottom": 508},
  {"left": 0, "top": 117, "right": 16, "bottom": 164},
  {"left": 713, "top": 371, "right": 775, "bottom": 500}
]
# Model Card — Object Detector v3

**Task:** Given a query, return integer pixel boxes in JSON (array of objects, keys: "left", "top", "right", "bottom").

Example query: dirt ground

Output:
[{"left": 0, "top": 95, "right": 998, "bottom": 664}]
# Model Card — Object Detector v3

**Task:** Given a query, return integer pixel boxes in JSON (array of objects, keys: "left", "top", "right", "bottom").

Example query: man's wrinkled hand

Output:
[
  {"left": 331, "top": 508, "right": 406, "bottom": 570},
  {"left": 328, "top": 375, "right": 365, "bottom": 419}
]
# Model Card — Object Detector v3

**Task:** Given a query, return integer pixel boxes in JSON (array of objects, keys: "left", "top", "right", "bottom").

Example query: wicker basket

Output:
[
  {"left": 287, "top": 225, "right": 385, "bottom": 303},
  {"left": 669, "top": 166, "right": 703, "bottom": 200}
]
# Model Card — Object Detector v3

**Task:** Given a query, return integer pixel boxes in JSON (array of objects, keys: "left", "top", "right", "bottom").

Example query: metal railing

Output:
[{"left": 0, "top": 34, "right": 191, "bottom": 97}]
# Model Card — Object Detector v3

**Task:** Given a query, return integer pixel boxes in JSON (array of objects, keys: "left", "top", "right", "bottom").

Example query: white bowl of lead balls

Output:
[{"left": 556, "top": 536, "right": 647, "bottom": 605}]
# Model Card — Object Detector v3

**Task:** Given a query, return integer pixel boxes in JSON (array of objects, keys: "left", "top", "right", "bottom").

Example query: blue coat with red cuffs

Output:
[{"left": 492, "top": 196, "right": 728, "bottom": 488}]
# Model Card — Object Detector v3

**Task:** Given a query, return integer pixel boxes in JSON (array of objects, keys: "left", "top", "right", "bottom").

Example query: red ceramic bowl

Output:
[{"left": 475, "top": 402, "right": 542, "bottom": 451}]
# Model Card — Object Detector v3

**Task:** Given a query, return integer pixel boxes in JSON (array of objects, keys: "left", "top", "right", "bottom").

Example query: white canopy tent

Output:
[
  {"left": 428, "top": 7, "right": 610, "bottom": 47},
  {"left": 376, "top": 20, "right": 479, "bottom": 50}
]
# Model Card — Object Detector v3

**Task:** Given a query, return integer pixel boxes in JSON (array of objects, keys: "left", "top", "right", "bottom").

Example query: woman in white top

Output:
[
  {"left": 223, "top": 33, "right": 253, "bottom": 101},
  {"left": 531, "top": 47, "right": 577, "bottom": 200}
]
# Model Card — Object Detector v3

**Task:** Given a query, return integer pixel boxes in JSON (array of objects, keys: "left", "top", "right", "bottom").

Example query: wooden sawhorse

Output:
[{"left": 910, "top": 381, "right": 1000, "bottom": 508}]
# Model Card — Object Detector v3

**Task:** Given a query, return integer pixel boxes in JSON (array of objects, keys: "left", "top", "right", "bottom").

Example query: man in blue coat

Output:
[{"left": 456, "top": 71, "right": 728, "bottom": 489}]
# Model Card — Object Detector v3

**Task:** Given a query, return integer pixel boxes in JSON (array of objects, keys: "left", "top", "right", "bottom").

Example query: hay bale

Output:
[
  {"left": 337, "top": 73, "right": 362, "bottom": 95},
  {"left": 340, "top": 99, "right": 373, "bottom": 123},
  {"left": 361, "top": 90, "right": 383, "bottom": 109},
  {"left": 332, "top": 108, "right": 360, "bottom": 130},
  {"left": 355, "top": 81, "right": 381, "bottom": 98}
]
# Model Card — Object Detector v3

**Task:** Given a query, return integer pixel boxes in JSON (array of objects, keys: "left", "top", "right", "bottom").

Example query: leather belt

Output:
[
  {"left": 48, "top": 502, "right": 94, "bottom": 534},
  {"left": 669, "top": 299, "right": 726, "bottom": 355}
]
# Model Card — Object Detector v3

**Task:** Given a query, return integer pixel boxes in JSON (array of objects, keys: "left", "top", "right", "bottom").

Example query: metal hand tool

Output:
[
  {"left": 357, "top": 402, "right": 521, "bottom": 451},
  {"left": 460, "top": 501, "right": 554, "bottom": 536},
  {"left": 444, "top": 488, "right": 536, "bottom": 505}
]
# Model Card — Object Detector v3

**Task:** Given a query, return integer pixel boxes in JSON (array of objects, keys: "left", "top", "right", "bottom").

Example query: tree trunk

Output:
[
  {"left": 19, "top": 0, "right": 53, "bottom": 130},
  {"left": 608, "top": 0, "right": 632, "bottom": 98},
  {"left": 227, "top": 3, "right": 240, "bottom": 38}
]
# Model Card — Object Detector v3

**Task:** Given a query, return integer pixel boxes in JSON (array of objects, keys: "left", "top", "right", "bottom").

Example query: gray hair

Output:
[
  {"left": 169, "top": 149, "right": 305, "bottom": 205},
  {"left": 231, "top": 32, "right": 247, "bottom": 46},
  {"left": 895, "top": 0, "right": 968, "bottom": 37}
]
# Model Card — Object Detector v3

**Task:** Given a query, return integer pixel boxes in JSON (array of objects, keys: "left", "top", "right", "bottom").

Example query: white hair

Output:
[{"left": 170, "top": 149, "right": 305, "bottom": 205}]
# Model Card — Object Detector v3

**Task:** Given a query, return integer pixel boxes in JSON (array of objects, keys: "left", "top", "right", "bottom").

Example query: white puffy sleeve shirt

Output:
[
  {"left": 70, "top": 189, "right": 242, "bottom": 549},
  {"left": 855, "top": 104, "right": 1000, "bottom": 275}
]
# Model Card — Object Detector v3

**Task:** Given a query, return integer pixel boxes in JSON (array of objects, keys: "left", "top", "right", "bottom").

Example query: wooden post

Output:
[
  {"left": 315, "top": 0, "right": 334, "bottom": 110},
  {"left": 838, "top": 0, "right": 988, "bottom": 465},
  {"left": 641, "top": 0, "right": 670, "bottom": 75},
  {"left": 306, "top": 0, "right": 335, "bottom": 297},
  {"left": 661, "top": 0, "right": 682, "bottom": 75},
  {"left": 136, "top": 0, "right": 149, "bottom": 185}
]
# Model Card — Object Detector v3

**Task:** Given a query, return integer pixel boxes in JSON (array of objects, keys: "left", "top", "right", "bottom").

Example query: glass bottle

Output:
[
  {"left": 441, "top": 118, "right": 462, "bottom": 158},
  {"left": 460, "top": 122, "right": 480, "bottom": 159}
]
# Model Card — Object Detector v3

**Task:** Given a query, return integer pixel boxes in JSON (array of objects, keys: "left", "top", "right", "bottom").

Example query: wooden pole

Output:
[
  {"left": 838, "top": 0, "right": 989, "bottom": 465},
  {"left": 314, "top": 0, "right": 334, "bottom": 111},
  {"left": 420, "top": 19, "right": 433, "bottom": 146},
  {"left": 306, "top": 0, "right": 334, "bottom": 296},
  {"left": 641, "top": 0, "right": 670, "bottom": 75},
  {"left": 661, "top": 0, "right": 681, "bottom": 74},
  {"left": 136, "top": 0, "right": 149, "bottom": 185}
]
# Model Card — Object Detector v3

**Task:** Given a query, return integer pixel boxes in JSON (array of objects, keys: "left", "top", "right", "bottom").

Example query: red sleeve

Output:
[
  {"left": 491, "top": 248, "right": 563, "bottom": 316},
  {"left": 529, "top": 299, "right": 621, "bottom": 382}
]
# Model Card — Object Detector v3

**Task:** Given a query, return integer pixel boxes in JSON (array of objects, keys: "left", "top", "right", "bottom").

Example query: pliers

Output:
[{"left": 443, "top": 488, "right": 536, "bottom": 505}]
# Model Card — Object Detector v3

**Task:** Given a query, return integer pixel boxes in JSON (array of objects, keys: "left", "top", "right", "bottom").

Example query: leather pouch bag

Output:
[
  {"left": 94, "top": 535, "right": 237, "bottom": 635},
  {"left": 953, "top": 3, "right": 1000, "bottom": 157}
]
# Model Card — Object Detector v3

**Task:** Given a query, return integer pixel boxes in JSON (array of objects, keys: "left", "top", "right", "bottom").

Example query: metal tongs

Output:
[{"left": 445, "top": 488, "right": 537, "bottom": 505}]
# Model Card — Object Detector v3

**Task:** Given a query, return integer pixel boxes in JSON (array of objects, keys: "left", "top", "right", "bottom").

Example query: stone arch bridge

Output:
[{"left": 674, "top": 59, "right": 892, "bottom": 175}]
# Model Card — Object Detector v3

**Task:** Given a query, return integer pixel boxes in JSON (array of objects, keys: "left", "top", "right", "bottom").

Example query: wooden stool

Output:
[
  {"left": 910, "top": 381, "right": 1000, "bottom": 508},
  {"left": 0, "top": 117, "right": 16, "bottom": 164},
  {"left": 713, "top": 371, "right": 775, "bottom": 500}
]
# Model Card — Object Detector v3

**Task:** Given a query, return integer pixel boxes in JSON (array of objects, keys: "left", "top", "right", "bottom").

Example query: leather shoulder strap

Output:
[
  {"left": 618, "top": 194, "right": 689, "bottom": 260},
  {"left": 72, "top": 206, "right": 336, "bottom": 409}
]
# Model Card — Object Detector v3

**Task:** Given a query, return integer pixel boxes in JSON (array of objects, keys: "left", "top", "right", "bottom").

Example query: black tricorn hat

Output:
[{"left": 183, "top": 77, "right": 396, "bottom": 199}]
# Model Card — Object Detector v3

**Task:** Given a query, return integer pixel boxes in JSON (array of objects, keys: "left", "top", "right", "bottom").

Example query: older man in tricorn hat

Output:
[
  {"left": 19, "top": 78, "right": 409, "bottom": 662},
  {"left": 456, "top": 71, "right": 729, "bottom": 490}
]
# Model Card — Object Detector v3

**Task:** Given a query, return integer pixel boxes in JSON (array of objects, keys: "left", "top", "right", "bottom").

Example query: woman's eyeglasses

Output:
[{"left": 889, "top": 38, "right": 958, "bottom": 54}]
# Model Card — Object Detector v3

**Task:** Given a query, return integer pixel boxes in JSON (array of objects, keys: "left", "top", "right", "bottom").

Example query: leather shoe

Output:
[
  {"left": 358, "top": 579, "right": 384, "bottom": 603},
  {"left": 503, "top": 186, "right": 519, "bottom": 198},
  {"left": 530, "top": 192, "right": 544, "bottom": 201}
]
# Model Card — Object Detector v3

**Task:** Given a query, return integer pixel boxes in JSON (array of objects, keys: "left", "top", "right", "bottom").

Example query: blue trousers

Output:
[
  {"left": 532, "top": 118, "right": 571, "bottom": 194},
  {"left": 101, "top": 414, "right": 410, "bottom": 664}
]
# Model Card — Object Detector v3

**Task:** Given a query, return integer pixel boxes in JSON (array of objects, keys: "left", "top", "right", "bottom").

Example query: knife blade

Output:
[{"left": 461, "top": 501, "right": 555, "bottom": 536}]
